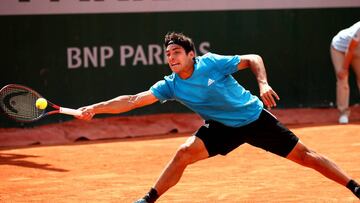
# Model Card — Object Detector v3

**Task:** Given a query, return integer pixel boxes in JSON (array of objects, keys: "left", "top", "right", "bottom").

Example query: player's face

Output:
[{"left": 166, "top": 44, "right": 195, "bottom": 74}]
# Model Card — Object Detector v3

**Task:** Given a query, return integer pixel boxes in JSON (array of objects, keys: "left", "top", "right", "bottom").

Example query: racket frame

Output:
[{"left": 0, "top": 84, "right": 81, "bottom": 122}]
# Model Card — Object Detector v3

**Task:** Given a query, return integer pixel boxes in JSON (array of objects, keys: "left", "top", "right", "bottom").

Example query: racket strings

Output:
[{"left": 0, "top": 86, "right": 44, "bottom": 121}]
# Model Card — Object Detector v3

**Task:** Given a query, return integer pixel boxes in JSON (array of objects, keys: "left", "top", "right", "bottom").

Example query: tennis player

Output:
[{"left": 77, "top": 32, "right": 360, "bottom": 202}]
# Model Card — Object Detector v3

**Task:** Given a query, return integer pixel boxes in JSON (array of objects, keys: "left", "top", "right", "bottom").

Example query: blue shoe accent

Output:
[{"left": 134, "top": 198, "right": 148, "bottom": 203}]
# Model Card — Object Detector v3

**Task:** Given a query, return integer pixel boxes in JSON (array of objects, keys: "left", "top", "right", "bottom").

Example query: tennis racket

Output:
[{"left": 0, "top": 84, "right": 82, "bottom": 122}]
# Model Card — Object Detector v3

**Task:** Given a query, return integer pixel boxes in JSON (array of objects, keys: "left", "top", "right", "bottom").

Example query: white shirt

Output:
[{"left": 332, "top": 21, "right": 360, "bottom": 52}]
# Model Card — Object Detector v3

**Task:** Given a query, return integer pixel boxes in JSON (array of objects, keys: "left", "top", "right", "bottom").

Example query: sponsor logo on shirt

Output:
[{"left": 207, "top": 78, "right": 215, "bottom": 86}]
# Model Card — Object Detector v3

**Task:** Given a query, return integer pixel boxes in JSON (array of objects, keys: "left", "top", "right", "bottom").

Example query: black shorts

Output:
[{"left": 195, "top": 109, "right": 299, "bottom": 157}]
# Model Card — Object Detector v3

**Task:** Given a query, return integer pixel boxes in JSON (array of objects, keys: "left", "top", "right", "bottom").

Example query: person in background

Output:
[{"left": 330, "top": 21, "right": 360, "bottom": 124}]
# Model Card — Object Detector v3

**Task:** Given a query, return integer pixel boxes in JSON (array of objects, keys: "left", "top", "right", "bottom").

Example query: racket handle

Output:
[{"left": 59, "top": 107, "right": 82, "bottom": 116}]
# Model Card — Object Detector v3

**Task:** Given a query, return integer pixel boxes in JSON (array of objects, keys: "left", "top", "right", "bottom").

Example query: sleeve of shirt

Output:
[
  {"left": 209, "top": 53, "right": 241, "bottom": 75},
  {"left": 150, "top": 79, "right": 173, "bottom": 103}
]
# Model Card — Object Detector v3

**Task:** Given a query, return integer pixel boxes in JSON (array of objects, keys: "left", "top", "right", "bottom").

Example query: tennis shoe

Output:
[
  {"left": 338, "top": 114, "right": 349, "bottom": 124},
  {"left": 355, "top": 186, "right": 360, "bottom": 198},
  {"left": 133, "top": 198, "right": 149, "bottom": 203}
]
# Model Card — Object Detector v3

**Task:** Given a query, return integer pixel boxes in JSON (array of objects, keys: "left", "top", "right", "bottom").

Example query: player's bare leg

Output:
[
  {"left": 286, "top": 141, "right": 359, "bottom": 198},
  {"left": 287, "top": 141, "right": 350, "bottom": 185},
  {"left": 134, "top": 136, "right": 209, "bottom": 203},
  {"left": 154, "top": 136, "right": 209, "bottom": 195}
]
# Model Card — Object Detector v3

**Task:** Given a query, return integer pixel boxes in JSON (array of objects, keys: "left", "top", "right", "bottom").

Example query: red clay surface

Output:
[{"left": 0, "top": 108, "right": 360, "bottom": 202}]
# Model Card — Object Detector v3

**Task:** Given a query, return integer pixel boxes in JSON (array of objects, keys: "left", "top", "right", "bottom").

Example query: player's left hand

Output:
[{"left": 259, "top": 83, "right": 280, "bottom": 109}]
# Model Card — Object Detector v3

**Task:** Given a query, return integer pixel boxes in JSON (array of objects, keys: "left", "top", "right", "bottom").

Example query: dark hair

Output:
[{"left": 164, "top": 32, "right": 195, "bottom": 54}]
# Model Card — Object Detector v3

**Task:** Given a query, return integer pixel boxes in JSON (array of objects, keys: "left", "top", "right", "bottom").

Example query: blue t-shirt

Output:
[{"left": 150, "top": 52, "right": 263, "bottom": 127}]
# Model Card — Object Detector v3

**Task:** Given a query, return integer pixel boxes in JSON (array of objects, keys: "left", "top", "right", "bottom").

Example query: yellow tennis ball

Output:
[{"left": 35, "top": 98, "right": 47, "bottom": 110}]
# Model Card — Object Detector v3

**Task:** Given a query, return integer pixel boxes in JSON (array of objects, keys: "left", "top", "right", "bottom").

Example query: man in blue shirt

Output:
[{"left": 77, "top": 32, "right": 360, "bottom": 202}]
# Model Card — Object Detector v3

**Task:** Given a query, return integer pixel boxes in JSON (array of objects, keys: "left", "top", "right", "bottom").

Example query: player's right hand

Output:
[{"left": 76, "top": 106, "right": 96, "bottom": 121}]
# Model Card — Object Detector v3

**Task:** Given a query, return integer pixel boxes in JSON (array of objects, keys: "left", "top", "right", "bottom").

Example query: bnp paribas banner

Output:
[{"left": 0, "top": 1, "right": 359, "bottom": 126}]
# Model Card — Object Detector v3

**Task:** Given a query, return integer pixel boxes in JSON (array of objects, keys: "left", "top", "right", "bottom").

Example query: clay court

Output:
[
  {"left": 1, "top": 1, "right": 360, "bottom": 202},
  {"left": 0, "top": 108, "right": 360, "bottom": 202}
]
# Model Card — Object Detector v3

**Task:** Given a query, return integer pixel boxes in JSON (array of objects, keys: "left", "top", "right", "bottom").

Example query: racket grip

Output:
[{"left": 59, "top": 107, "right": 82, "bottom": 116}]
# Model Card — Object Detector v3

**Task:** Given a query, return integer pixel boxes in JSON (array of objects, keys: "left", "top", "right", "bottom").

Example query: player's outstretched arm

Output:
[
  {"left": 76, "top": 90, "right": 158, "bottom": 121},
  {"left": 237, "top": 54, "right": 279, "bottom": 108}
]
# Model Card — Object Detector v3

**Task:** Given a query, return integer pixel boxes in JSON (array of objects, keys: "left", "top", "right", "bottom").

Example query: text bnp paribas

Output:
[{"left": 67, "top": 42, "right": 210, "bottom": 69}]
